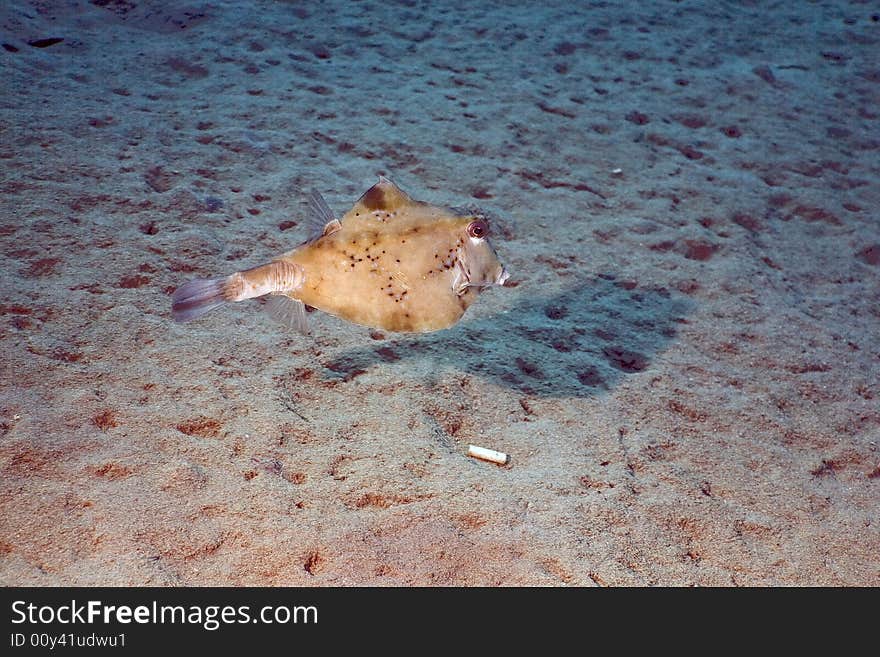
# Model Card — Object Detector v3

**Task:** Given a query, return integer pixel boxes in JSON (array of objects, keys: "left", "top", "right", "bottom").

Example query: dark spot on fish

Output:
[
  {"left": 2, "top": 43, "right": 19, "bottom": 53},
  {"left": 360, "top": 184, "right": 386, "bottom": 210}
]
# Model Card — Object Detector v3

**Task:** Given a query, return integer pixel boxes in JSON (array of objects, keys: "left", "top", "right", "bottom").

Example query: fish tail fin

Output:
[
  {"left": 171, "top": 261, "right": 306, "bottom": 323},
  {"left": 171, "top": 276, "right": 236, "bottom": 322}
]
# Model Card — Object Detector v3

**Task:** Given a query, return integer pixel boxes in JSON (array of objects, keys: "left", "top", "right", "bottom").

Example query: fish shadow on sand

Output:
[{"left": 322, "top": 273, "right": 694, "bottom": 398}]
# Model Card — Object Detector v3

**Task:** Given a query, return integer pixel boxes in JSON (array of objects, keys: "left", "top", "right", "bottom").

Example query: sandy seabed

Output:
[{"left": 1, "top": 1, "right": 878, "bottom": 586}]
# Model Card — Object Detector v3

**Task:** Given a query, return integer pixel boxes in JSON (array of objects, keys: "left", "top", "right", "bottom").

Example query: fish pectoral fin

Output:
[
  {"left": 265, "top": 294, "right": 309, "bottom": 334},
  {"left": 305, "top": 189, "right": 340, "bottom": 242},
  {"left": 451, "top": 258, "right": 470, "bottom": 296}
]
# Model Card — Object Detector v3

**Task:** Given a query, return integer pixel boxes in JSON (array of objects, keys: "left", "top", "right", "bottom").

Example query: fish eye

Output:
[{"left": 467, "top": 219, "right": 488, "bottom": 239}]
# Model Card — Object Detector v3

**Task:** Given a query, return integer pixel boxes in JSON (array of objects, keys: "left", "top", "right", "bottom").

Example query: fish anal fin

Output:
[{"left": 266, "top": 294, "right": 309, "bottom": 334}]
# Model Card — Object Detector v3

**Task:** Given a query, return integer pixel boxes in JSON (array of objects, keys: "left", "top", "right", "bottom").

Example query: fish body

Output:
[{"left": 171, "top": 177, "right": 508, "bottom": 333}]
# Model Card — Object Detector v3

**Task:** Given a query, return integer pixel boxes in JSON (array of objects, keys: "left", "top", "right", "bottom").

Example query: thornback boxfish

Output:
[{"left": 171, "top": 177, "right": 509, "bottom": 333}]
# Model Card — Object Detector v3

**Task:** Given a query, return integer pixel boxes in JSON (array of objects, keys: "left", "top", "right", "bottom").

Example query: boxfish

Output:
[{"left": 171, "top": 177, "right": 509, "bottom": 333}]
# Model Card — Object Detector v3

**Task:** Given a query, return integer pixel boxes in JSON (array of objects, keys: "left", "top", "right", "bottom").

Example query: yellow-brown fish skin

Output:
[
  {"left": 171, "top": 177, "right": 508, "bottom": 333},
  {"left": 282, "top": 214, "right": 475, "bottom": 331}
]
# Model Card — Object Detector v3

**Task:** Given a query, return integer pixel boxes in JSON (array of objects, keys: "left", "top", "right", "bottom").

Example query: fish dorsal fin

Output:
[
  {"left": 306, "top": 189, "right": 341, "bottom": 242},
  {"left": 350, "top": 176, "right": 419, "bottom": 216}
]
